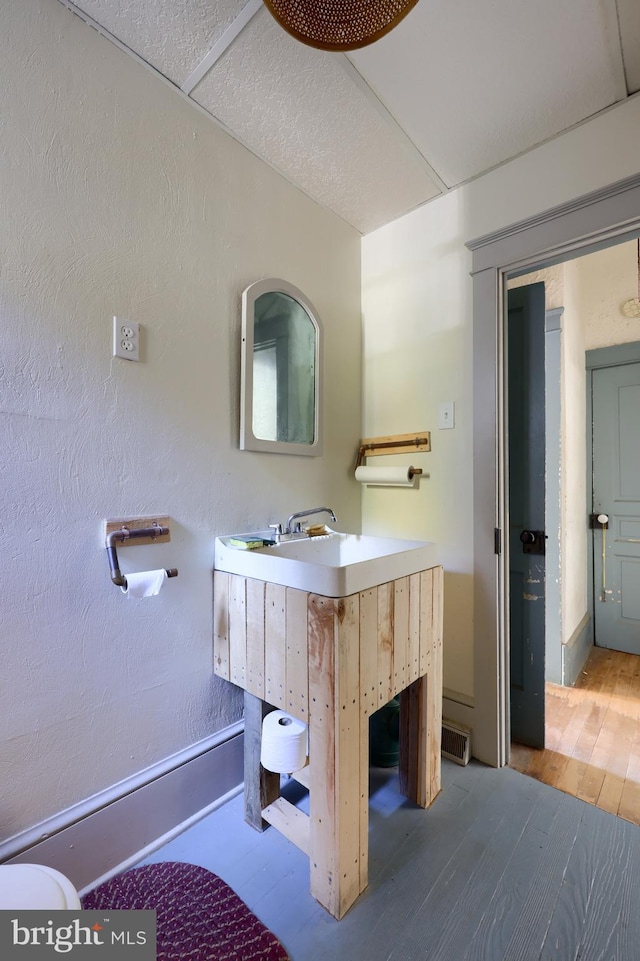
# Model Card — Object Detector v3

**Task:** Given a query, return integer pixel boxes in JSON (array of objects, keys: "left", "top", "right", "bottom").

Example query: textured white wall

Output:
[
  {"left": 362, "top": 96, "right": 640, "bottom": 703},
  {"left": 581, "top": 241, "right": 640, "bottom": 349},
  {"left": 361, "top": 190, "right": 474, "bottom": 698},
  {"left": 1, "top": 0, "right": 361, "bottom": 841}
]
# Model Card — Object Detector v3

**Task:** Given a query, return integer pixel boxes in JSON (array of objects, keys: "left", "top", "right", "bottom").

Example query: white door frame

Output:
[{"left": 467, "top": 173, "right": 640, "bottom": 768}]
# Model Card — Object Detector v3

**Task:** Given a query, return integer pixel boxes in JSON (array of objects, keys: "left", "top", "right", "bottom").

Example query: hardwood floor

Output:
[{"left": 510, "top": 646, "right": 640, "bottom": 824}]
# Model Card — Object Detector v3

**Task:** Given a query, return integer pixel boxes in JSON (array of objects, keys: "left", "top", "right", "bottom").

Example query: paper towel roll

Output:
[
  {"left": 121, "top": 570, "right": 168, "bottom": 598},
  {"left": 261, "top": 710, "right": 308, "bottom": 774},
  {"left": 355, "top": 465, "right": 417, "bottom": 487}
]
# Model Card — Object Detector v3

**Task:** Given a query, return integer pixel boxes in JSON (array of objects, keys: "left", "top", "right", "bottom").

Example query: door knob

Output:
[{"left": 519, "top": 530, "right": 546, "bottom": 555}]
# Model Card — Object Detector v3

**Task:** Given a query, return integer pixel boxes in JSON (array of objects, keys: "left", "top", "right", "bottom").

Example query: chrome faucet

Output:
[{"left": 284, "top": 506, "right": 337, "bottom": 535}]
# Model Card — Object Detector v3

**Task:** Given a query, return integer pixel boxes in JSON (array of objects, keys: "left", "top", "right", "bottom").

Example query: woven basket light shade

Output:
[{"left": 263, "top": 0, "right": 420, "bottom": 52}]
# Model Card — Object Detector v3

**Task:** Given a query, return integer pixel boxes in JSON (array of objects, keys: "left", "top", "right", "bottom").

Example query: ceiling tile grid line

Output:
[
  {"left": 188, "top": 8, "right": 443, "bottom": 233},
  {"left": 180, "top": 0, "right": 263, "bottom": 95},
  {"left": 617, "top": 0, "right": 640, "bottom": 93},
  {"left": 602, "top": 0, "right": 631, "bottom": 99},
  {"left": 173, "top": 1, "right": 446, "bottom": 196},
  {"left": 336, "top": 54, "right": 449, "bottom": 194},
  {"left": 54, "top": 0, "right": 370, "bottom": 233},
  {"left": 55, "top": 0, "right": 640, "bottom": 233}
]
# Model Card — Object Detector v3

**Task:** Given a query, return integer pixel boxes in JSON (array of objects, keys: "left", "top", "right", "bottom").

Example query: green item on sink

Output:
[{"left": 228, "top": 536, "right": 270, "bottom": 550}]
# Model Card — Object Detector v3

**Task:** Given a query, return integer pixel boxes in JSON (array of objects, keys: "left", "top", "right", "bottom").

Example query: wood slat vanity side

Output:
[
  {"left": 308, "top": 594, "right": 338, "bottom": 915},
  {"left": 228, "top": 575, "right": 247, "bottom": 689},
  {"left": 399, "top": 565, "right": 443, "bottom": 808},
  {"left": 261, "top": 797, "right": 310, "bottom": 856},
  {"left": 286, "top": 588, "right": 310, "bottom": 721},
  {"left": 245, "top": 578, "right": 266, "bottom": 699},
  {"left": 264, "top": 582, "right": 287, "bottom": 709},
  {"left": 419, "top": 567, "right": 434, "bottom": 677},
  {"left": 359, "top": 588, "right": 378, "bottom": 719},
  {"left": 429, "top": 565, "right": 444, "bottom": 802},
  {"left": 335, "top": 594, "right": 363, "bottom": 912},
  {"left": 243, "top": 691, "right": 280, "bottom": 831},
  {"left": 393, "top": 577, "right": 409, "bottom": 695},
  {"left": 398, "top": 680, "right": 420, "bottom": 801},
  {"left": 213, "top": 571, "right": 230, "bottom": 681},
  {"left": 407, "top": 572, "right": 422, "bottom": 686},
  {"left": 358, "top": 586, "right": 378, "bottom": 893},
  {"left": 377, "top": 581, "right": 394, "bottom": 708}
]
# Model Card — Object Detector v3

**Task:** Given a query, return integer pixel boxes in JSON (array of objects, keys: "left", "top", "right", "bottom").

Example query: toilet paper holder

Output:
[{"left": 105, "top": 517, "right": 178, "bottom": 589}]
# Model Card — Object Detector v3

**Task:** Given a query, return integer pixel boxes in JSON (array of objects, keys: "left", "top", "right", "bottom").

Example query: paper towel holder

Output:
[
  {"left": 355, "top": 431, "right": 431, "bottom": 475},
  {"left": 104, "top": 516, "right": 178, "bottom": 589}
]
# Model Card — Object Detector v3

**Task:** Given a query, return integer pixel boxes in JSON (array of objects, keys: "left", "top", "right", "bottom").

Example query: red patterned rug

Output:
[{"left": 82, "top": 861, "right": 289, "bottom": 961}]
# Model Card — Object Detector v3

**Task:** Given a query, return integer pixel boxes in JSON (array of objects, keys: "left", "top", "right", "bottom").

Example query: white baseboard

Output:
[{"left": 2, "top": 724, "right": 244, "bottom": 894}]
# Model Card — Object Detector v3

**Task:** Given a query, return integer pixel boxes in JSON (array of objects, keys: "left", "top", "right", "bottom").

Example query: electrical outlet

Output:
[{"left": 113, "top": 317, "right": 140, "bottom": 361}]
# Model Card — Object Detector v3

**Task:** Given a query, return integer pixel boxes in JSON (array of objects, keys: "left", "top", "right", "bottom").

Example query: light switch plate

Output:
[{"left": 438, "top": 401, "right": 455, "bottom": 429}]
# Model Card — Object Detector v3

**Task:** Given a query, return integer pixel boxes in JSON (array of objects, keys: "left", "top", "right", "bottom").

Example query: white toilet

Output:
[{"left": 0, "top": 864, "right": 81, "bottom": 909}]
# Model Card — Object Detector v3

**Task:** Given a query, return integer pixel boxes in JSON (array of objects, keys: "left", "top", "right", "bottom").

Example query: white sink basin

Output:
[{"left": 214, "top": 531, "right": 438, "bottom": 597}]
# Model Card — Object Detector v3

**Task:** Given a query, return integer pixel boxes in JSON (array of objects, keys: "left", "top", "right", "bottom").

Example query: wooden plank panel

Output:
[
  {"left": 243, "top": 691, "right": 280, "bottom": 831},
  {"left": 359, "top": 588, "right": 378, "bottom": 719},
  {"left": 428, "top": 566, "right": 444, "bottom": 802},
  {"left": 213, "top": 571, "right": 230, "bottom": 680},
  {"left": 245, "top": 578, "right": 265, "bottom": 699},
  {"left": 359, "top": 703, "right": 369, "bottom": 895},
  {"left": 392, "top": 577, "right": 409, "bottom": 697},
  {"left": 265, "top": 582, "right": 286, "bottom": 709},
  {"left": 596, "top": 772, "right": 625, "bottom": 815},
  {"left": 419, "top": 568, "right": 434, "bottom": 676},
  {"left": 576, "top": 759, "right": 607, "bottom": 806},
  {"left": 407, "top": 572, "right": 421, "bottom": 686},
  {"left": 398, "top": 681, "right": 419, "bottom": 801},
  {"left": 291, "top": 762, "right": 310, "bottom": 790},
  {"left": 286, "top": 588, "right": 310, "bottom": 721},
  {"left": 262, "top": 797, "right": 310, "bottom": 856},
  {"left": 377, "top": 582, "right": 394, "bottom": 708},
  {"left": 336, "top": 594, "right": 362, "bottom": 912},
  {"left": 228, "top": 575, "right": 247, "bottom": 688},
  {"left": 308, "top": 593, "right": 338, "bottom": 915},
  {"left": 618, "top": 779, "right": 640, "bottom": 824}
]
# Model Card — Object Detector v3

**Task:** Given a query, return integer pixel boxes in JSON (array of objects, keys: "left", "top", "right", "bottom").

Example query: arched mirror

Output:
[{"left": 240, "top": 278, "right": 323, "bottom": 455}]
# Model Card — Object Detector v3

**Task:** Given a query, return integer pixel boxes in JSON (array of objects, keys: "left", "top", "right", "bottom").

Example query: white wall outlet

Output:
[
  {"left": 438, "top": 401, "right": 455, "bottom": 429},
  {"left": 113, "top": 317, "right": 140, "bottom": 361}
]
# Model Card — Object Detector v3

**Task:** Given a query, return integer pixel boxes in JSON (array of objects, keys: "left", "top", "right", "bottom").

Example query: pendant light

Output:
[
  {"left": 262, "top": 0, "right": 420, "bottom": 52},
  {"left": 622, "top": 239, "right": 640, "bottom": 318}
]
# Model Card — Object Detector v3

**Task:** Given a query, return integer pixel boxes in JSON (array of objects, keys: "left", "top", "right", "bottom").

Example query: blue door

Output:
[
  {"left": 508, "top": 284, "right": 546, "bottom": 748},
  {"left": 592, "top": 361, "right": 640, "bottom": 654}
]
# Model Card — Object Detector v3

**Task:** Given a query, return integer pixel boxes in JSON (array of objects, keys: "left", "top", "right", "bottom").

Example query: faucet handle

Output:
[{"left": 268, "top": 523, "right": 282, "bottom": 543}]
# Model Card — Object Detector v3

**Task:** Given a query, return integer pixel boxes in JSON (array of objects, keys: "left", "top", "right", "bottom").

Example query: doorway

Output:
[
  {"left": 505, "top": 243, "right": 640, "bottom": 817},
  {"left": 469, "top": 173, "right": 640, "bottom": 769}
]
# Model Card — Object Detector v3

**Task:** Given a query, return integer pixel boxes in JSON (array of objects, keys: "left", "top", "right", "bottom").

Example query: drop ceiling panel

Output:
[
  {"left": 72, "top": 0, "right": 248, "bottom": 84},
  {"left": 618, "top": 0, "right": 640, "bottom": 93},
  {"left": 349, "top": 0, "right": 622, "bottom": 187},
  {"left": 191, "top": 9, "right": 442, "bottom": 233}
]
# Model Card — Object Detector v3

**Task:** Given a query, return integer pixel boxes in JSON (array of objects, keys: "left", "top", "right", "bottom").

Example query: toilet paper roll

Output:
[
  {"left": 261, "top": 710, "right": 308, "bottom": 774},
  {"left": 121, "top": 569, "right": 167, "bottom": 598},
  {"left": 355, "top": 465, "right": 417, "bottom": 487}
]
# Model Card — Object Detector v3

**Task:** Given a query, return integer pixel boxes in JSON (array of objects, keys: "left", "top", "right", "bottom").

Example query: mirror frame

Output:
[{"left": 240, "top": 278, "right": 323, "bottom": 456}]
